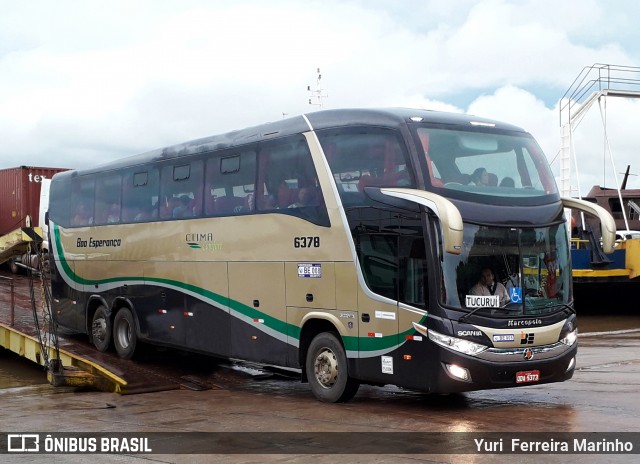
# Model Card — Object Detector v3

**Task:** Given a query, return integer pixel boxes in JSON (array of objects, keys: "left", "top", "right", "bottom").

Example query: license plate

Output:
[{"left": 516, "top": 370, "right": 540, "bottom": 384}]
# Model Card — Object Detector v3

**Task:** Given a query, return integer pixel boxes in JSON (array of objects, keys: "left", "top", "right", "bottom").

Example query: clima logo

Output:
[{"left": 185, "top": 233, "right": 223, "bottom": 251}]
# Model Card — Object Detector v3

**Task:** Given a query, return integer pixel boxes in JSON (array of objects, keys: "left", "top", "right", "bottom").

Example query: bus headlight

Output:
[
  {"left": 560, "top": 329, "right": 577, "bottom": 347},
  {"left": 560, "top": 315, "right": 578, "bottom": 347},
  {"left": 427, "top": 328, "right": 488, "bottom": 356}
]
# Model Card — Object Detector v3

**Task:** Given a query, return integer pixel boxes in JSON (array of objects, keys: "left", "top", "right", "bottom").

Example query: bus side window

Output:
[
  {"left": 122, "top": 169, "right": 159, "bottom": 222},
  {"left": 94, "top": 174, "right": 122, "bottom": 225},
  {"left": 70, "top": 176, "right": 95, "bottom": 227},
  {"left": 319, "top": 129, "right": 414, "bottom": 206},
  {"left": 159, "top": 161, "right": 204, "bottom": 219},
  {"left": 49, "top": 178, "right": 72, "bottom": 227},
  {"left": 258, "top": 136, "right": 329, "bottom": 226},
  {"left": 205, "top": 150, "right": 256, "bottom": 216}
]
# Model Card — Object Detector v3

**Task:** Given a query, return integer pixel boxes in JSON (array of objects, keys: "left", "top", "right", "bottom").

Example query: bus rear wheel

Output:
[
  {"left": 91, "top": 306, "right": 112, "bottom": 352},
  {"left": 113, "top": 308, "right": 137, "bottom": 359},
  {"left": 306, "top": 332, "right": 359, "bottom": 403}
]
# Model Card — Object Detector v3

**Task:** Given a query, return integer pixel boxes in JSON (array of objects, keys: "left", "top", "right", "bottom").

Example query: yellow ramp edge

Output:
[
  {"left": 572, "top": 269, "right": 631, "bottom": 278},
  {"left": 625, "top": 238, "right": 640, "bottom": 279},
  {"left": 0, "top": 226, "right": 43, "bottom": 266},
  {"left": 0, "top": 322, "right": 127, "bottom": 393}
]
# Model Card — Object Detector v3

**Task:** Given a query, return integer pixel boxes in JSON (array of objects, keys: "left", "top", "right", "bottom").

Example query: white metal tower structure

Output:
[{"left": 559, "top": 64, "right": 640, "bottom": 232}]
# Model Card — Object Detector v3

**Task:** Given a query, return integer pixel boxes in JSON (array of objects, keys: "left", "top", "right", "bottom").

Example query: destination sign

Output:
[{"left": 466, "top": 295, "right": 500, "bottom": 308}]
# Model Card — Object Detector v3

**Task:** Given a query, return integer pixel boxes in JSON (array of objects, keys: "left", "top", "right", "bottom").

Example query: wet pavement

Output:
[{"left": 1, "top": 269, "right": 639, "bottom": 463}]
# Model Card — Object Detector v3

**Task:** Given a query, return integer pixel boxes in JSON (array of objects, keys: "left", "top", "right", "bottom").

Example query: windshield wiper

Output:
[
  {"left": 458, "top": 303, "right": 513, "bottom": 323},
  {"left": 458, "top": 306, "right": 485, "bottom": 323},
  {"left": 522, "top": 299, "right": 574, "bottom": 315}
]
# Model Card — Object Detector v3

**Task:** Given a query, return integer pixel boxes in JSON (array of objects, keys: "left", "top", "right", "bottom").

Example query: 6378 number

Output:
[{"left": 294, "top": 236, "right": 320, "bottom": 248}]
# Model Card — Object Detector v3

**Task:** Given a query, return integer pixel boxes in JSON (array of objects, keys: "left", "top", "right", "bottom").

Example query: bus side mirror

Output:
[
  {"left": 561, "top": 197, "right": 616, "bottom": 253},
  {"left": 380, "top": 188, "right": 463, "bottom": 255},
  {"left": 44, "top": 211, "right": 49, "bottom": 226}
]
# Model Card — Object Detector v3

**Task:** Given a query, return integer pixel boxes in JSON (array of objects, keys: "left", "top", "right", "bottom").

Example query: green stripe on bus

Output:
[{"left": 53, "top": 224, "right": 419, "bottom": 354}]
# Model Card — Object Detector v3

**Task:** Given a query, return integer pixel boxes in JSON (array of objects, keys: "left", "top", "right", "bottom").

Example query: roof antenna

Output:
[{"left": 307, "top": 68, "right": 327, "bottom": 108}]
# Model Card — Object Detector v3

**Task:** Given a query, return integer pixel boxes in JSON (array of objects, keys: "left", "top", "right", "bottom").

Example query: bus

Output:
[{"left": 47, "top": 108, "right": 615, "bottom": 402}]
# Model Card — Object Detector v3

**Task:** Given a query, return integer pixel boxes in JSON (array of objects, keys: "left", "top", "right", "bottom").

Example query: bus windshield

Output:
[
  {"left": 414, "top": 126, "right": 558, "bottom": 198},
  {"left": 442, "top": 223, "right": 572, "bottom": 317}
]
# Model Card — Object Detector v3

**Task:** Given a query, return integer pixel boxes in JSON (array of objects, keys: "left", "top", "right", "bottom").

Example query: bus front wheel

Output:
[
  {"left": 113, "top": 308, "right": 137, "bottom": 359},
  {"left": 306, "top": 332, "right": 359, "bottom": 403},
  {"left": 91, "top": 306, "right": 112, "bottom": 352}
]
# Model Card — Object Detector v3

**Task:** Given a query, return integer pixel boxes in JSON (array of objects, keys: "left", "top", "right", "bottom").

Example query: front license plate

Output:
[{"left": 516, "top": 370, "right": 540, "bottom": 384}]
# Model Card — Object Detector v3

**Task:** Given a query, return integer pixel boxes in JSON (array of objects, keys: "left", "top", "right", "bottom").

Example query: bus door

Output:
[
  {"left": 351, "top": 208, "right": 423, "bottom": 379},
  {"left": 352, "top": 206, "right": 429, "bottom": 381}
]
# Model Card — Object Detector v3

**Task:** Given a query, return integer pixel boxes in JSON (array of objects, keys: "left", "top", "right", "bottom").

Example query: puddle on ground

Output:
[{"left": 0, "top": 348, "right": 48, "bottom": 389}]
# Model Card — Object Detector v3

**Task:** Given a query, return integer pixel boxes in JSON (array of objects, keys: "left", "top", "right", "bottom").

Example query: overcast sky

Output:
[{"left": 2, "top": 0, "right": 640, "bottom": 194}]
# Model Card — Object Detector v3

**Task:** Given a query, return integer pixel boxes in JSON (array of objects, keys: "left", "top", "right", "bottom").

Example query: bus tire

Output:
[
  {"left": 113, "top": 308, "right": 137, "bottom": 359},
  {"left": 91, "top": 306, "right": 112, "bottom": 352},
  {"left": 306, "top": 332, "right": 359, "bottom": 403}
]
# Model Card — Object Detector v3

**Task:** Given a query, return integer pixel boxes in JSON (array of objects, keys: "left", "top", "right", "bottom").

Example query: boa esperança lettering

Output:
[{"left": 76, "top": 237, "right": 122, "bottom": 248}]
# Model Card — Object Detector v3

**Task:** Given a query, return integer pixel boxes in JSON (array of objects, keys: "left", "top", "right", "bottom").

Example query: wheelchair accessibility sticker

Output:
[{"left": 510, "top": 287, "right": 522, "bottom": 304}]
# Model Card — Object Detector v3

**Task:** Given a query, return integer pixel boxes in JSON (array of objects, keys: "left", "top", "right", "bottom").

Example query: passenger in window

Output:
[
  {"left": 382, "top": 165, "right": 411, "bottom": 187},
  {"left": 172, "top": 195, "right": 192, "bottom": 218},
  {"left": 487, "top": 172, "right": 498, "bottom": 186},
  {"left": 470, "top": 168, "right": 490, "bottom": 186},
  {"left": 107, "top": 203, "right": 120, "bottom": 223},
  {"left": 469, "top": 268, "right": 510, "bottom": 306},
  {"left": 499, "top": 176, "right": 515, "bottom": 187},
  {"left": 160, "top": 197, "right": 176, "bottom": 218},
  {"left": 288, "top": 187, "right": 319, "bottom": 208},
  {"left": 368, "top": 143, "right": 386, "bottom": 178},
  {"left": 72, "top": 203, "right": 93, "bottom": 226},
  {"left": 263, "top": 194, "right": 278, "bottom": 209},
  {"left": 134, "top": 203, "right": 155, "bottom": 221}
]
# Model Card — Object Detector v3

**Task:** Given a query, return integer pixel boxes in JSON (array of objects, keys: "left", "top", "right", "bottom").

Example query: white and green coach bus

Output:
[{"left": 47, "top": 108, "right": 615, "bottom": 402}]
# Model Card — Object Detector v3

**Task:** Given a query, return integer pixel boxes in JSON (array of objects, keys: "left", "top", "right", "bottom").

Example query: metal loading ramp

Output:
[
  {"left": 0, "top": 271, "right": 191, "bottom": 395},
  {"left": 0, "top": 321, "right": 127, "bottom": 391},
  {"left": 0, "top": 316, "right": 204, "bottom": 394}
]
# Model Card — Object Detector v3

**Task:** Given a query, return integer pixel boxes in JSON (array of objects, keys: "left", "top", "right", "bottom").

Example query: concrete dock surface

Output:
[{"left": 1, "top": 272, "right": 639, "bottom": 463}]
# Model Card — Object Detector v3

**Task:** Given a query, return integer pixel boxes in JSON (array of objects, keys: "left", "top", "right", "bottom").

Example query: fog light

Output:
[
  {"left": 444, "top": 363, "right": 471, "bottom": 382},
  {"left": 566, "top": 356, "right": 576, "bottom": 372}
]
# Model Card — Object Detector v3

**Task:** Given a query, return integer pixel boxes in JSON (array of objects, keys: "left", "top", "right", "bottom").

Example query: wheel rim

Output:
[
  {"left": 92, "top": 317, "right": 107, "bottom": 344},
  {"left": 115, "top": 318, "right": 131, "bottom": 350},
  {"left": 313, "top": 347, "right": 339, "bottom": 389}
]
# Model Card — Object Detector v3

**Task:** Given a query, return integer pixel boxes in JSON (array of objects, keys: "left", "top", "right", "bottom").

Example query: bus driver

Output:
[{"left": 470, "top": 268, "right": 510, "bottom": 306}]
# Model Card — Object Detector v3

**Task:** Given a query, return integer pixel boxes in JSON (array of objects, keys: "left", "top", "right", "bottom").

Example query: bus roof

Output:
[{"left": 54, "top": 108, "right": 528, "bottom": 178}]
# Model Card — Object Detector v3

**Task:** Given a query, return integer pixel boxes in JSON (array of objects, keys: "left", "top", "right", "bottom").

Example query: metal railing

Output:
[{"left": 559, "top": 64, "right": 640, "bottom": 126}]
